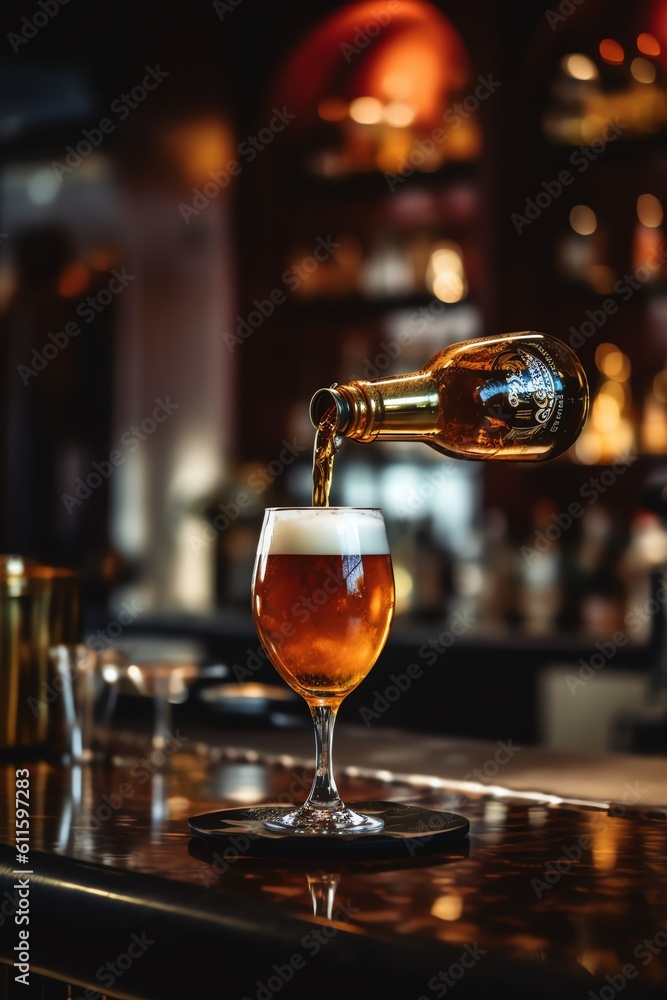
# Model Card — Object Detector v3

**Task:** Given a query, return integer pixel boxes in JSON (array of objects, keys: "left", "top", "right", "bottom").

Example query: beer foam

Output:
[{"left": 265, "top": 508, "right": 389, "bottom": 556}]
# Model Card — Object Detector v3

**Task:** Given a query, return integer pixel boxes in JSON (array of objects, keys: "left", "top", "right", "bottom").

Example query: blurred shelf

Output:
[
  {"left": 281, "top": 292, "right": 476, "bottom": 319},
  {"left": 541, "top": 132, "right": 667, "bottom": 159},
  {"left": 284, "top": 160, "right": 479, "bottom": 199},
  {"left": 388, "top": 617, "right": 653, "bottom": 663},
  {"left": 99, "top": 609, "right": 654, "bottom": 669}
]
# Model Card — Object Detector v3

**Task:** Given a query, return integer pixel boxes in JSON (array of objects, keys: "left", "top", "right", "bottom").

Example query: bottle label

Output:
[{"left": 491, "top": 343, "right": 563, "bottom": 440}]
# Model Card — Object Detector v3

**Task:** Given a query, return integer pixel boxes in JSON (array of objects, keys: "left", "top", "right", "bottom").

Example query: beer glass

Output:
[{"left": 251, "top": 507, "right": 395, "bottom": 834}]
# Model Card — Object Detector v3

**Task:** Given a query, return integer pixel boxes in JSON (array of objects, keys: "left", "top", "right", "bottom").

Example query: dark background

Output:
[{"left": 2, "top": 0, "right": 667, "bottom": 750}]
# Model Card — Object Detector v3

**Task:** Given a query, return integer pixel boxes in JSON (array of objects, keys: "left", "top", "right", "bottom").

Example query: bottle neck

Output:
[{"left": 311, "top": 373, "right": 440, "bottom": 442}]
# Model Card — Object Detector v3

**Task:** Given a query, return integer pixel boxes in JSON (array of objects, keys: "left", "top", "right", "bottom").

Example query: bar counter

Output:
[{"left": 1, "top": 725, "right": 666, "bottom": 999}]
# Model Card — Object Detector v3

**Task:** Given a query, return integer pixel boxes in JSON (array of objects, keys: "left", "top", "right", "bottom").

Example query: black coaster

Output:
[{"left": 188, "top": 801, "right": 469, "bottom": 859}]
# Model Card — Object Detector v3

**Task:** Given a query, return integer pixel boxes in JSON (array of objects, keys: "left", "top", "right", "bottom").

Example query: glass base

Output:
[
  {"left": 263, "top": 803, "right": 385, "bottom": 836},
  {"left": 189, "top": 801, "right": 470, "bottom": 857}
]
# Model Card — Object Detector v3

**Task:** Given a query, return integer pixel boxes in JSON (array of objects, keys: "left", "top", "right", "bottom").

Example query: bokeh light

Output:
[
  {"left": 637, "top": 194, "right": 663, "bottom": 228},
  {"left": 349, "top": 97, "right": 383, "bottom": 125},
  {"left": 636, "top": 32, "right": 660, "bottom": 57},
  {"left": 631, "top": 57, "right": 656, "bottom": 83},
  {"left": 570, "top": 205, "right": 597, "bottom": 235},
  {"left": 599, "top": 39, "right": 624, "bottom": 64},
  {"left": 561, "top": 54, "right": 598, "bottom": 80},
  {"left": 318, "top": 97, "right": 348, "bottom": 122}
]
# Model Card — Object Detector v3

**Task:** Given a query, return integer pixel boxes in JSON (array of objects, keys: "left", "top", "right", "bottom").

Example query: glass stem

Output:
[{"left": 304, "top": 704, "right": 342, "bottom": 811}]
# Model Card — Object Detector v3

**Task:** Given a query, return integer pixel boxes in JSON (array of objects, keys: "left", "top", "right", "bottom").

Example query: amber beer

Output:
[{"left": 251, "top": 509, "right": 394, "bottom": 706}]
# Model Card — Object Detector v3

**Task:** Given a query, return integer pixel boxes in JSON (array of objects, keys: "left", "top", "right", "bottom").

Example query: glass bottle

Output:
[{"left": 310, "top": 332, "right": 589, "bottom": 461}]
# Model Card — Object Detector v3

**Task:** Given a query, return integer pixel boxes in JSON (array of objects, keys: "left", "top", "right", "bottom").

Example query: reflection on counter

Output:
[{"left": 7, "top": 745, "right": 667, "bottom": 994}]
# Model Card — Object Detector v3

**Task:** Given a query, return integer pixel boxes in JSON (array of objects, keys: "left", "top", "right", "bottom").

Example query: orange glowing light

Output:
[
  {"left": 58, "top": 262, "right": 90, "bottom": 298},
  {"left": 570, "top": 205, "right": 597, "bottom": 236},
  {"left": 631, "top": 57, "right": 656, "bottom": 83},
  {"left": 637, "top": 32, "right": 660, "bottom": 57},
  {"left": 381, "top": 72, "right": 413, "bottom": 100},
  {"left": 374, "top": 130, "right": 419, "bottom": 172},
  {"left": 595, "top": 343, "right": 615, "bottom": 368},
  {"left": 318, "top": 97, "right": 347, "bottom": 122},
  {"left": 637, "top": 193, "right": 663, "bottom": 228},
  {"left": 642, "top": 393, "right": 667, "bottom": 453},
  {"left": 588, "top": 265, "right": 615, "bottom": 295},
  {"left": 597, "top": 348, "right": 631, "bottom": 382},
  {"left": 349, "top": 96, "right": 383, "bottom": 124},
  {"left": 427, "top": 241, "right": 467, "bottom": 302},
  {"left": 599, "top": 39, "right": 624, "bottom": 64},
  {"left": 270, "top": 1, "right": 471, "bottom": 138},
  {"left": 383, "top": 101, "right": 415, "bottom": 127},
  {"left": 562, "top": 53, "right": 598, "bottom": 80},
  {"left": 89, "top": 248, "right": 118, "bottom": 272},
  {"left": 163, "top": 119, "right": 236, "bottom": 185},
  {"left": 365, "top": 30, "right": 462, "bottom": 125}
]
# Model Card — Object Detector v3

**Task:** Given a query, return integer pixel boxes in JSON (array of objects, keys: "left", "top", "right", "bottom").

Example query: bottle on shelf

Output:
[{"left": 310, "top": 332, "right": 589, "bottom": 462}]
